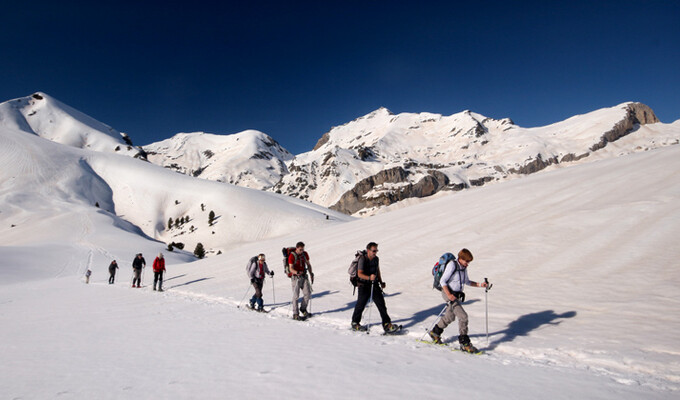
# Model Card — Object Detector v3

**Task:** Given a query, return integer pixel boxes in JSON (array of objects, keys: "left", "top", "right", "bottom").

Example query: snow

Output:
[
  {"left": 2, "top": 103, "right": 679, "bottom": 399},
  {"left": 143, "top": 130, "right": 293, "bottom": 190}
]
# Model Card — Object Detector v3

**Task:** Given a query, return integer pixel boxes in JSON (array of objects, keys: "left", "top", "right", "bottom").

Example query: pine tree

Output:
[
  {"left": 168, "top": 218, "right": 173, "bottom": 230},
  {"left": 208, "top": 210, "right": 216, "bottom": 226},
  {"left": 175, "top": 217, "right": 180, "bottom": 227},
  {"left": 194, "top": 243, "right": 205, "bottom": 259}
]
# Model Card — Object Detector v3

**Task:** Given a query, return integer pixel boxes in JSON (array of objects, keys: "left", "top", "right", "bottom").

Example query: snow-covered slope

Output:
[
  {"left": 0, "top": 92, "right": 142, "bottom": 157},
  {"left": 0, "top": 122, "right": 350, "bottom": 275},
  {"left": 144, "top": 130, "right": 292, "bottom": 190},
  {"left": 274, "top": 103, "right": 679, "bottom": 215},
  {"left": 1, "top": 145, "right": 678, "bottom": 398}
]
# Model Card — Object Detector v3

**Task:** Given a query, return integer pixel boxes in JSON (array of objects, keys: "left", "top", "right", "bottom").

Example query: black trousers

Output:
[
  {"left": 351, "top": 281, "right": 391, "bottom": 325},
  {"left": 109, "top": 270, "right": 116, "bottom": 284},
  {"left": 154, "top": 271, "right": 163, "bottom": 289}
]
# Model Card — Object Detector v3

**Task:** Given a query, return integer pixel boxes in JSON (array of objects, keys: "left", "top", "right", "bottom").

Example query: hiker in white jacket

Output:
[{"left": 247, "top": 254, "right": 273, "bottom": 311}]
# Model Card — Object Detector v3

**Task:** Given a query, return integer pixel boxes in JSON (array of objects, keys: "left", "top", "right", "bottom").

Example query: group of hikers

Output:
[
  {"left": 96, "top": 252, "right": 167, "bottom": 291},
  {"left": 245, "top": 241, "right": 489, "bottom": 353},
  {"left": 87, "top": 241, "right": 490, "bottom": 353}
]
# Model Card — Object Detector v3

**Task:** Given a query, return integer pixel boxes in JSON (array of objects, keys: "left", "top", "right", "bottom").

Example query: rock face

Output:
[{"left": 590, "top": 103, "right": 659, "bottom": 151}]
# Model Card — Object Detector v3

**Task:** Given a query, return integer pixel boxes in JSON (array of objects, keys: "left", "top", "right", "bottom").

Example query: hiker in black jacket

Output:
[
  {"left": 351, "top": 242, "right": 400, "bottom": 334},
  {"left": 132, "top": 253, "right": 146, "bottom": 288},
  {"left": 108, "top": 260, "right": 118, "bottom": 284}
]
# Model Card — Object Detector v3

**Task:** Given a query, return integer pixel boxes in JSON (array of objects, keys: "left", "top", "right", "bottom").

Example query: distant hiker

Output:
[
  {"left": 132, "top": 253, "right": 146, "bottom": 288},
  {"left": 85, "top": 267, "right": 92, "bottom": 284},
  {"left": 428, "top": 248, "right": 488, "bottom": 353},
  {"left": 351, "top": 242, "right": 400, "bottom": 334},
  {"left": 108, "top": 260, "right": 118, "bottom": 284},
  {"left": 153, "top": 253, "right": 166, "bottom": 292},
  {"left": 288, "top": 241, "right": 314, "bottom": 320},
  {"left": 247, "top": 254, "right": 274, "bottom": 311}
]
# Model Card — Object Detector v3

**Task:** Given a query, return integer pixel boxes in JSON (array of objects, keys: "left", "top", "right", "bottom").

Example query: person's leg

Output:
[
  {"left": 371, "top": 286, "right": 391, "bottom": 325},
  {"left": 300, "top": 278, "right": 311, "bottom": 313},
  {"left": 290, "top": 276, "right": 301, "bottom": 315},
  {"left": 351, "top": 283, "right": 371, "bottom": 324}
]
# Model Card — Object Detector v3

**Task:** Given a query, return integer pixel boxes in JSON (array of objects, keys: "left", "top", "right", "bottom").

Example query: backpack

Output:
[
  {"left": 348, "top": 250, "right": 365, "bottom": 294},
  {"left": 245, "top": 256, "right": 258, "bottom": 277},
  {"left": 432, "top": 253, "right": 456, "bottom": 291},
  {"left": 282, "top": 247, "right": 307, "bottom": 278}
]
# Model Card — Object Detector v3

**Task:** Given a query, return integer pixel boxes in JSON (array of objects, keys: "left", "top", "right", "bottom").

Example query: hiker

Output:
[
  {"left": 247, "top": 254, "right": 274, "bottom": 311},
  {"left": 153, "top": 253, "right": 166, "bottom": 292},
  {"left": 428, "top": 248, "right": 488, "bottom": 353},
  {"left": 132, "top": 253, "right": 146, "bottom": 288},
  {"left": 288, "top": 241, "right": 314, "bottom": 320},
  {"left": 108, "top": 260, "right": 118, "bottom": 284},
  {"left": 85, "top": 267, "right": 92, "bottom": 284},
  {"left": 350, "top": 242, "right": 400, "bottom": 334}
]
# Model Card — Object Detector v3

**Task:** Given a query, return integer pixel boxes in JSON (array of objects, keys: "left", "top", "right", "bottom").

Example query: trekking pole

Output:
[
  {"left": 484, "top": 278, "right": 493, "bottom": 345},
  {"left": 271, "top": 275, "right": 276, "bottom": 306},
  {"left": 419, "top": 303, "right": 450, "bottom": 341},
  {"left": 307, "top": 275, "right": 314, "bottom": 314},
  {"left": 237, "top": 283, "right": 252, "bottom": 309},
  {"left": 366, "top": 281, "right": 375, "bottom": 334}
]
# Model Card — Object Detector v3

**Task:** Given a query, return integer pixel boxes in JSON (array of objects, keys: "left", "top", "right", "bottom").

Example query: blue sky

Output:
[{"left": 1, "top": 0, "right": 678, "bottom": 153}]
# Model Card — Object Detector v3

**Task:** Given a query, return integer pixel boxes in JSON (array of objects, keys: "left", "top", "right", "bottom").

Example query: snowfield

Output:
[{"left": 1, "top": 132, "right": 679, "bottom": 398}]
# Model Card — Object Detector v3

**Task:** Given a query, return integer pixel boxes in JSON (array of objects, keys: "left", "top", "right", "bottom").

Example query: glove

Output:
[
  {"left": 310, "top": 272, "right": 314, "bottom": 284},
  {"left": 270, "top": 271, "right": 275, "bottom": 277},
  {"left": 250, "top": 278, "right": 256, "bottom": 284},
  {"left": 380, "top": 281, "right": 386, "bottom": 289}
]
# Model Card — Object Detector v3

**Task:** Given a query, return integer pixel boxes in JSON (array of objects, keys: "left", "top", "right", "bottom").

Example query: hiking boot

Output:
[
  {"left": 248, "top": 301, "right": 255, "bottom": 309},
  {"left": 153, "top": 287, "right": 157, "bottom": 291},
  {"left": 136, "top": 285, "right": 141, "bottom": 288},
  {"left": 383, "top": 323, "right": 400, "bottom": 334},
  {"left": 292, "top": 314, "right": 301, "bottom": 320},
  {"left": 301, "top": 310, "right": 311, "bottom": 319},
  {"left": 158, "top": 288, "right": 164, "bottom": 292},
  {"left": 351, "top": 322, "right": 367, "bottom": 332},
  {"left": 460, "top": 343, "right": 479, "bottom": 353},
  {"left": 257, "top": 307, "right": 264, "bottom": 312},
  {"left": 428, "top": 330, "right": 443, "bottom": 344}
]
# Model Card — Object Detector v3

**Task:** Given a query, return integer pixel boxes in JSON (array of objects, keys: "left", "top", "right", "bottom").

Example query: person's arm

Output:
[
  {"left": 442, "top": 284, "right": 458, "bottom": 302},
  {"left": 356, "top": 256, "right": 375, "bottom": 281},
  {"left": 440, "top": 261, "right": 457, "bottom": 300},
  {"left": 288, "top": 254, "right": 299, "bottom": 276}
]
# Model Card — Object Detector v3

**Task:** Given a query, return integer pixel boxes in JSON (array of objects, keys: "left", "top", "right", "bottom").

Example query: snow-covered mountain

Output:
[
  {"left": 0, "top": 92, "right": 143, "bottom": 158},
  {"left": 0, "top": 114, "right": 350, "bottom": 269},
  {"left": 274, "top": 103, "right": 680, "bottom": 215},
  {"left": 144, "top": 130, "right": 292, "bottom": 190}
]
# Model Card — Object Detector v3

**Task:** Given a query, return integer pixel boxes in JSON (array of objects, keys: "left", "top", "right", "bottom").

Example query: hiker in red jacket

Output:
[
  {"left": 288, "top": 241, "right": 314, "bottom": 320},
  {"left": 153, "top": 253, "right": 166, "bottom": 292}
]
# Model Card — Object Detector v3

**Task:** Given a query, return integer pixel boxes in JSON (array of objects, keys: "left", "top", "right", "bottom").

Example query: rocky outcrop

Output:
[
  {"left": 330, "top": 167, "right": 462, "bottom": 215},
  {"left": 590, "top": 103, "right": 659, "bottom": 151}
]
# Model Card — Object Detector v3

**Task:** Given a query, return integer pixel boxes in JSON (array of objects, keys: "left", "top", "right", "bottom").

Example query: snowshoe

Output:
[
  {"left": 456, "top": 343, "right": 483, "bottom": 355},
  {"left": 382, "top": 323, "right": 404, "bottom": 335}
]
